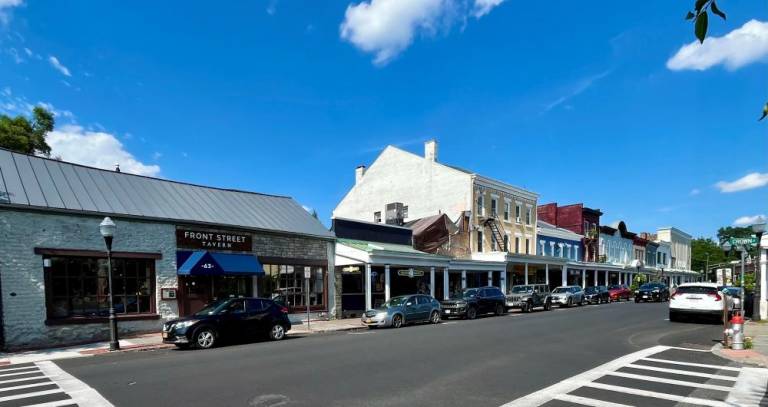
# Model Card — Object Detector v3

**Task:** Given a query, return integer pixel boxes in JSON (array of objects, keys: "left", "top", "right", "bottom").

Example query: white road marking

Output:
[
  {"left": 36, "top": 361, "right": 115, "bottom": 407},
  {"left": 666, "top": 346, "right": 711, "bottom": 352},
  {"left": 641, "top": 357, "right": 742, "bottom": 371},
  {"left": 0, "top": 381, "right": 55, "bottom": 392},
  {"left": 553, "top": 394, "right": 632, "bottom": 407},
  {"left": 605, "top": 371, "right": 734, "bottom": 392},
  {"left": 0, "top": 369, "right": 43, "bottom": 378},
  {"left": 0, "top": 388, "right": 61, "bottom": 402},
  {"left": 582, "top": 382, "right": 730, "bottom": 407},
  {"left": 0, "top": 366, "right": 41, "bottom": 373},
  {"left": 0, "top": 376, "right": 47, "bottom": 385},
  {"left": 623, "top": 363, "right": 738, "bottom": 381},
  {"left": 500, "top": 345, "right": 669, "bottom": 406},
  {"left": 726, "top": 367, "right": 768, "bottom": 407},
  {"left": 21, "top": 400, "right": 80, "bottom": 407}
]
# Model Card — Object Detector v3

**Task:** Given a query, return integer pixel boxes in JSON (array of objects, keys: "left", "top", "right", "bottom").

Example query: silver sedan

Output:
[{"left": 362, "top": 294, "right": 442, "bottom": 328}]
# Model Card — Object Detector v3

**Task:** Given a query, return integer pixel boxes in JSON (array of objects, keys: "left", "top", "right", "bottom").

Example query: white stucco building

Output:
[{"left": 656, "top": 227, "right": 692, "bottom": 271}]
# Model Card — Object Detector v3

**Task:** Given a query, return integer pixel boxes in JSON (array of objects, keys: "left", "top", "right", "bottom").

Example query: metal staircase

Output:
[{"left": 485, "top": 217, "right": 507, "bottom": 251}]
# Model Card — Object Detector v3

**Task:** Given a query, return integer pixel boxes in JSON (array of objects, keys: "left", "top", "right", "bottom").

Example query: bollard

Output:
[{"left": 731, "top": 315, "right": 745, "bottom": 350}]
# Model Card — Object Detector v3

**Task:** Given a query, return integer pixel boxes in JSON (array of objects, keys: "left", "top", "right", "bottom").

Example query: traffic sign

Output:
[{"left": 729, "top": 236, "right": 757, "bottom": 247}]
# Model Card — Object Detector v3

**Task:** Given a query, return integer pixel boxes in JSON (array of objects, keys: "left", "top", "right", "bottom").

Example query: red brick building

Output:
[{"left": 537, "top": 203, "right": 603, "bottom": 262}]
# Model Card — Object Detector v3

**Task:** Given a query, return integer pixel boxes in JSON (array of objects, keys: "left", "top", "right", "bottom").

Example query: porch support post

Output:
[
  {"left": 365, "top": 263, "right": 372, "bottom": 311},
  {"left": 524, "top": 263, "right": 529, "bottom": 285},
  {"left": 594, "top": 270, "right": 598, "bottom": 286},
  {"left": 384, "top": 264, "right": 391, "bottom": 302},
  {"left": 443, "top": 268, "right": 449, "bottom": 300},
  {"left": 561, "top": 266, "right": 567, "bottom": 287},
  {"left": 430, "top": 267, "right": 436, "bottom": 297},
  {"left": 581, "top": 269, "right": 586, "bottom": 288},
  {"left": 604, "top": 270, "right": 609, "bottom": 286},
  {"left": 461, "top": 270, "right": 467, "bottom": 289},
  {"left": 545, "top": 263, "right": 549, "bottom": 286},
  {"left": 488, "top": 271, "right": 493, "bottom": 287},
  {"left": 500, "top": 270, "right": 507, "bottom": 294}
]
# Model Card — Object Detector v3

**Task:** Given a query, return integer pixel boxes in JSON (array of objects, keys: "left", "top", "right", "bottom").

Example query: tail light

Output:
[
  {"left": 708, "top": 292, "right": 722, "bottom": 301},
  {"left": 280, "top": 306, "right": 289, "bottom": 314},
  {"left": 671, "top": 293, "right": 678, "bottom": 299}
]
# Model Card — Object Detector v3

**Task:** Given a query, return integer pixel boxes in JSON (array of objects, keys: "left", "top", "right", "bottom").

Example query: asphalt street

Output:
[{"left": 56, "top": 301, "right": 728, "bottom": 407}]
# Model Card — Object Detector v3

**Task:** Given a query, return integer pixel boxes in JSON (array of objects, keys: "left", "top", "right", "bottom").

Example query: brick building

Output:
[{"left": 0, "top": 148, "right": 334, "bottom": 350}]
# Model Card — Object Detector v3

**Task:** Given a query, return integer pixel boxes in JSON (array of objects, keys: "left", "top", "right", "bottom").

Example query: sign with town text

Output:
[
  {"left": 729, "top": 236, "right": 758, "bottom": 247},
  {"left": 176, "top": 229, "right": 252, "bottom": 251}
]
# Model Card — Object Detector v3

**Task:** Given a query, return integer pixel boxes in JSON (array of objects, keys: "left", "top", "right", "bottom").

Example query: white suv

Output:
[{"left": 669, "top": 283, "right": 726, "bottom": 322}]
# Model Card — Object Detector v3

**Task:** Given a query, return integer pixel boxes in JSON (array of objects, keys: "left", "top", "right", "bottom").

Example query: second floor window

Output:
[
  {"left": 525, "top": 239, "right": 530, "bottom": 254},
  {"left": 584, "top": 221, "right": 589, "bottom": 235},
  {"left": 477, "top": 231, "right": 484, "bottom": 252},
  {"left": 504, "top": 202, "right": 510, "bottom": 221},
  {"left": 503, "top": 235, "right": 509, "bottom": 251},
  {"left": 491, "top": 198, "right": 497, "bottom": 217},
  {"left": 515, "top": 237, "right": 520, "bottom": 253},
  {"left": 374, "top": 211, "right": 381, "bottom": 223},
  {"left": 525, "top": 207, "right": 532, "bottom": 225},
  {"left": 515, "top": 204, "right": 521, "bottom": 222},
  {"left": 402, "top": 206, "right": 409, "bottom": 219},
  {"left": 477, "top": 195, "right": 484, "bottom": 216}
]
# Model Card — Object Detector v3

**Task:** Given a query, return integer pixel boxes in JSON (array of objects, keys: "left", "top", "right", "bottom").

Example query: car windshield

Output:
[
  {"left": 383, "top": 297, "right": 409, "bottom": 307},
  {"left": 676, "top": 286, "right": 718, "bottom": 295},
  {"left": 585, "top": 287, "right": 597, "bottom": 294},
  {"left": 552, "top": 288, "right": 568, "bottom": 293},
  {"left": 193, "top": 299, "right": 230, "bottom": 316},
  {"left": 640, "top": 284, "right": 661, "bottom": 290},
  {"left": 454, "top": 289, "right": 478, "bottom": 299},
  {"left": 511, "top": 286, "right": 532, "bottom": 293}
]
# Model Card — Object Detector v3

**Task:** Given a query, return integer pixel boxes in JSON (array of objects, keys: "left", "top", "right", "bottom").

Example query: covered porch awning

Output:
[{"left": 176, "top": 250, "right": 264, "bottom": 276}]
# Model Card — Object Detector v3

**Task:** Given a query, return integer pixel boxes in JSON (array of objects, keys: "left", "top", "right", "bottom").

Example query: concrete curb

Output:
[
  {"left": 712, "top": 342, "right": 768, "bottom": 368},
  {"left": 287, "top": 324, "right": 367, "bottom": 336}
]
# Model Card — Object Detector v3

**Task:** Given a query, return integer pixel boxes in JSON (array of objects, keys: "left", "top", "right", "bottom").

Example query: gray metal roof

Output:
[{"left": 0, "top": 148, "right": 334, "bottom": 239}]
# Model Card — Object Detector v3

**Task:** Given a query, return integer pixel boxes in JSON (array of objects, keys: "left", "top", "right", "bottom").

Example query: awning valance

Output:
[{"left": 176, "top": 251, "right": 264, "bottom": 276}]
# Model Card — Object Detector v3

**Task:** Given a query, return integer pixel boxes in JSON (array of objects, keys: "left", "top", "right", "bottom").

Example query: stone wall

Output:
[
  {"left": 252, "top": 233, "right": 328, "bottom": 260},
  {"left": 0, "top": 209, "right": 178, "bottom": 350}
]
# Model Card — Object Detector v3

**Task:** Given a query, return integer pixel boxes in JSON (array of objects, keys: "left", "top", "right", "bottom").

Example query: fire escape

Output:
[{"left": 483, "top": 213, "right": 507, "bottom": 252}]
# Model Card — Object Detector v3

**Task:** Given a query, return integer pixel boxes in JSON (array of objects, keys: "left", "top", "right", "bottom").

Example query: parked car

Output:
[
  {"left": 441, "top": 287, "right": 506, "bottom": 319},
  {"left": 162, "top": 297, "right": 291, "bottom": 349},
  {"left": 635, "top": 283, "right": 670, "bottom": 302},
  {"left": 584, "top": 286, "right": 610, "bottom": 304},
  {"left": 550, "top": 286, "right": 585, "bottom": 307},
  {"left": 506, "top": 284, "right": 552, "bottom": 312},
  {"left": 608, "top": 284, "right": 631, "bottom": 302},
  {"left": 669, "top": 283, "right": 726, "bottom": 322},
  {"left": 362, "top": 294, "right": 441, "bottom": 328}
]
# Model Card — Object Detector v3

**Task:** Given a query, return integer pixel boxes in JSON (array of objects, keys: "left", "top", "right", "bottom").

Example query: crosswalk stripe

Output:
[
  {"left": 605, "top": 371, "right": 734, "bottom": 392},
  {"left": 0, "top": 388, "right": 62, "bottom": 403},
  {"left": 0, "top": 376, "right": 48, "bottom": 385},
  {"left": 0, "top": 381, "right": 55, "bottom": 393},
  {"left": 666, "top": 346, "right": 711, "bottom": 352},
  {"left": 553, "top": 394, "right": 632, "bottom": 407},
  {"left": 624, "top": 363, "right": 738, "bottom": 381},
  {"left": 641, "top": 357, "right": 742, "bottom": 371},
  {"left": 21, "top": 400, "right": 77, "bottom": 407},
  {"left": 583, "top": 382, "right": 730, "bottom": 407},
  {"left": 0, "top": 366, "right": 40, "bottom": 373},
  {"left": 0, "top": 370, "right": 41, "bottom": 378},
  {"left": 36, "top": 361, "right": 115, "bottom": 407}
]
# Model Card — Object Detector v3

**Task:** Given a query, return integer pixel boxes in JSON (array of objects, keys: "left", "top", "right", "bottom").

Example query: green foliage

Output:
[
  {"left": 0, "top": 107, "right": 54, "bottom": 156},
  {"left": 691, "top": 237, "right": 727, "bottom": 273},
  {"left": 630, "top": 274, "right": 647, "bottom": 292}
]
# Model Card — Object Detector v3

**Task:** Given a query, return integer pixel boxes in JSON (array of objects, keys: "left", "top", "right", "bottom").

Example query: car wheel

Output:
[
  {"left": 521, "top": 302, "right": 530, "bottom": 313},
  {"left": 269, "top": 324, "right": 286, "bottom": 341},
  {"left": 392, "top": 314, "right": 404, "bottom": 328},
  {"left": 193, "top": 327, "right": 217, "bottom": 349},
  {"left": 669, "top": 311, "right": 679, "bottom": 322},
  {"left": 495, "top": 304, "right": 505, "bottom": 316},
  {"left": 430, "top": 310, "right": 441, "bottom": 324},
  {"left": 544, "top": 300, "right": 552, "bottom": 311},
  {"left": 566, "top": 298, "right": 572, "bottom": 307},
  {"left": 467, "top": 307, "right": 477, "bottom": 320}
]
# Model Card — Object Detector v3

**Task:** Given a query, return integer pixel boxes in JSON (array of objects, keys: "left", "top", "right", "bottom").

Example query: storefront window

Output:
[
  {"left": 45, "top": 257, "right": 155, "bottom": 319},
  {"left": 262, "top": 264, "right": 326, "bottom": 311}
]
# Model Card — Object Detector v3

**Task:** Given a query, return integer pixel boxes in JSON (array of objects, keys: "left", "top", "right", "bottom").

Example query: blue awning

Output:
[{"left": 177, "top": 251, "right": 264, "bottom": 276}]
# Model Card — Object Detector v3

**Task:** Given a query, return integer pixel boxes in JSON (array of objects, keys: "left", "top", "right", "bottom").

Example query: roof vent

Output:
[{"left": 114, "top": 163, "right": 121, "bottom": 173}]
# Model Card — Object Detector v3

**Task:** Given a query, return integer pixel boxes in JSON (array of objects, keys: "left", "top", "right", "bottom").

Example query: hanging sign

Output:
[{"left": 397, "top": 269, "right": 424, "bottom": 278}]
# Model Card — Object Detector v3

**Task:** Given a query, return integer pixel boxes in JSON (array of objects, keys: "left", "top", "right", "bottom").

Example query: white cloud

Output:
[
  {"left": 715, "top": 172, "right": 768, "bottom": 193},
  {"left": 734, "top": 214, "right": 767, "bottom": 227},
  {"left": 667, "top": 20, "right": 768, "bottom": 71},
  {"left": 689, "top": 188, "right": 701, "bottom": 196},
  {"left": 152, "top": 151, "right": 162, "bottom": 160},
  {"left": 48, "top": 125, "right": 160, "bottom": 177},
  {"left": 340, "top": 0, "right": 506, "bottom": 65},
  {"left": 473, "top": 0, "right": 503, "bottom": 18},
  {"left": 48, "top": 55, "right": 72, "bottom": 77},
  {"left": 0, "top": 0, "right": 22, "bottom": 25},
  {"left": 543, "top": 70, "right": 612, "bottom": 112},
  {"left": 36, "top": 101, "right": 75, "bottom": 121}
]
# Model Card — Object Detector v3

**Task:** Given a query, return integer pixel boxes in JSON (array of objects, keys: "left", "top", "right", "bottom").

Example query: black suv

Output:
[
  {"left": 635, "top": 283, "right": 670, "bottom": 302},
  {"left": 506, "top": 284, "right": 552, "bottom": 312},
  {"left": 441, "top": 287, "right": 506, "bottom": 319},
  {"left": 584, "top": 286, "right": 610, "bottom": 304},
  {"left": 162, "top": 297, "right": 291, "bottom": 349}
]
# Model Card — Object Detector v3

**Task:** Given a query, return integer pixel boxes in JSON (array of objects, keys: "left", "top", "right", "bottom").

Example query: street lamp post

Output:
[
  {"left": 753, "top": 223, "right": 767, "bottom": 320},
  {"left": 99, "top": 217, "right": 120, "bottom": 351}
]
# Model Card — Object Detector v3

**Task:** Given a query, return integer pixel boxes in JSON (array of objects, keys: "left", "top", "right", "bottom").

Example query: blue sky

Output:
[{"left": 0, "top": 0, "right": 766, "bottom": 239}]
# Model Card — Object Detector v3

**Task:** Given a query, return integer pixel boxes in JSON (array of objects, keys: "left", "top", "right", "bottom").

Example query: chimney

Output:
[
  {"left": 355, "top": 165, "right": 366, "bottom": 184},
  {"left": 424, "top": 139, "right": 437, "bottom": 162}
]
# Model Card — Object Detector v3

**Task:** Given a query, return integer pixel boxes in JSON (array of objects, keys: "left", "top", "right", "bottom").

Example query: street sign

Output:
[{"left": 729, "top": 236, "right": 757, "bottom": 247}]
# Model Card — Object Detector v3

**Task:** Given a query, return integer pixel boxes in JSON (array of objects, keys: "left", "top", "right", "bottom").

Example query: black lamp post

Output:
[{"left": 100, "top": 217, "right": 120, "bottom": 351}]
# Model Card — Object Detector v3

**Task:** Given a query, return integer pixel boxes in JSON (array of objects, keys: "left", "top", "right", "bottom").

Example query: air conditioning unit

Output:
[{"left": 516, "top": 217, "right": 521, "bottom": 223}]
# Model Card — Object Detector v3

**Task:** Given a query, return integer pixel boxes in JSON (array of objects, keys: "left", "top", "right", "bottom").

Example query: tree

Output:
[
  {"left": 0, "top": 107, "right": 54, "bottom": 156},
  {"left": 691, "top": 237, "right": 727, "bottom": 275},
  {"left": 684, "top": 1, "right": 768, "bottom": 120},
  {"left": 630, "top": 274, "right": 647, "bottom": 292}
]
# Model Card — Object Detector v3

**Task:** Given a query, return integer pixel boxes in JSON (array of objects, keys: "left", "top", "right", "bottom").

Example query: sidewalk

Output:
[
  {"left": 715, "top": 320, "right": 768, "bottom": 367},
  {"left": 0, "top": 318, "right": 364, "bottom": 365}
]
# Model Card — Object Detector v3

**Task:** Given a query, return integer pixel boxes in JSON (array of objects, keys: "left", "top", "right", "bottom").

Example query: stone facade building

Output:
[{"left": 0, "top": 148, "right": 334, "bottom": 350}]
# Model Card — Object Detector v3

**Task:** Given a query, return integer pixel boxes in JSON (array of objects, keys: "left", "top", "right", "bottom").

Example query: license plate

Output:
[
  {"left": 162, "top": 332, "right": 168, "bottom": 339},
  {"left": 643, "top": 295, "right": 648, "bottom": 298},
  {"left": 445, "top": 309, "right": 451, "bottom": 314},
  {"left": 688, "top": 296, "right": 702, "bottom": 300}
]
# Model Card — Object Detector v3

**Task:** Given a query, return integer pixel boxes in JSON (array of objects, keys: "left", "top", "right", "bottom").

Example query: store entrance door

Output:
[{"left": 178, "top": 275, "right": 253, "bottom": 316}]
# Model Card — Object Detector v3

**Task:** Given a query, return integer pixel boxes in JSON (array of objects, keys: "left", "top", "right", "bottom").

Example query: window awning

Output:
[{"left": 176, "top": 251, "right": 264, "bottom": 276}]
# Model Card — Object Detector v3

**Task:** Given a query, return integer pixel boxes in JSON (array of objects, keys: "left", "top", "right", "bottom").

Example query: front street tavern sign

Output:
[{"left": 176, "top": 229, "right": 252, "bottom": 252}]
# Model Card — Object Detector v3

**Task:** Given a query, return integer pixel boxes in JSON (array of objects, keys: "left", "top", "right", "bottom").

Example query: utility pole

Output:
[{"left": 705, "top": 252, "right": 710, "bottom": 282}]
